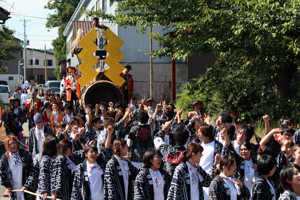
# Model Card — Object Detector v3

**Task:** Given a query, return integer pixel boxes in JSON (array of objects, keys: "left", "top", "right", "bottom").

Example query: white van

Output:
[{"left": 0, "top": 85, "right": 11, "bottom": 104}]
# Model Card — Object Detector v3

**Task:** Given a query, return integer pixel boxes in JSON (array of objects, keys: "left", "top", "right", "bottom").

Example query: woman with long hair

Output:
[
  {"left": 104, "top": 138, "right": 139, "bottom": 200},
  {"left": 208, "top": 155, "right": 250, "bottom": 200},
  {"left": 278, "top": 164, "right": 300, "bottom": 199},
  {"left": 134, "top": 149, "right": 171, "bottom": 200},
  {"left": 37, "top": 89, "right": 45, "bottom": 102},
  {"left": 0, "top": 135, "right": 33, "bottom": 200},
  {"left": 167, "top": 142, "right": 214, "bottom": 200}
]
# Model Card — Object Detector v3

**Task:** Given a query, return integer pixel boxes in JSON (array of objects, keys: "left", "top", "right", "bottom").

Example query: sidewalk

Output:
[{"left": 0, "top": 122, "right": 29, "bottom": 200}]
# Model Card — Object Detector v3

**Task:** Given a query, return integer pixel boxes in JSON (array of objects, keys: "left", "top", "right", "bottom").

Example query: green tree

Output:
[
  {"left": 89, "top": 0, "right": 300, "bottom": 121},
  {"left": 0, "top": 25, "right": 22, "bottom": 72},
  {"left": 44, "top": 0, "right": 80, "bottom": 79}
]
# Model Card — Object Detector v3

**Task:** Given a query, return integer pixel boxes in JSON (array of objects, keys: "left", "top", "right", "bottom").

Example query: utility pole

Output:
[
  {"left": 150, "top": 26, "right": 153, "bottom": 98},
  {"left": 44, "top": 44, "right": 47, "bottom": 82},
  {"left": 21, "top": 19, "right": 30, "bottom": 83}
]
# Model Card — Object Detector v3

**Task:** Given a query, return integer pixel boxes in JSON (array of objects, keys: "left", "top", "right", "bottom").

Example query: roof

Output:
[
  {"left": 26, "top": 48, "right": 54, "bottom": 55},
  {"left": 72, "top": 20, "right": 93, "bottom": 55},
  {"left": 0, "top": 7, "right": 10, "bottom": 24}
]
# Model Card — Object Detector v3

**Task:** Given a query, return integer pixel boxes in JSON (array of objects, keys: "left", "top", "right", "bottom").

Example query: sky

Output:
[{"left": 0, "top": 0, "right": 59, "bottom": 50}]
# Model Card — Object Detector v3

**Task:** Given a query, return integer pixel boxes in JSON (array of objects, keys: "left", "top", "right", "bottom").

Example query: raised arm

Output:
[
  {"left": 259, "top": 128, "right": 282, "bottom": 152},
  {"left": 263, "top": 115, "right": 271, "bottom": 135}
]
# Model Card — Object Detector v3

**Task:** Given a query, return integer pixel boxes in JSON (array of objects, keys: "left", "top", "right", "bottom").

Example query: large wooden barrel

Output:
[{"left": 81, "top": 80, "right": 124, "bottom": 108}]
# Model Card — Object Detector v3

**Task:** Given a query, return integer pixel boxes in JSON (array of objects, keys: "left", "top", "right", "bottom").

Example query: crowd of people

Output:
[{"left": 1, "top": 81, "right": 300, "bottom": 200}]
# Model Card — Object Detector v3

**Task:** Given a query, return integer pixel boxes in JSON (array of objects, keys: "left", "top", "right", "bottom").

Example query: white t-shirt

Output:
[
  {"left": 220, "top": 173, "right": 238, "bottom": 200},
  {"left": 21, "top": 93, "right": 28, "bottom": 105},
  {"left": 233, "top": 140, "right": 240, "bottom": 155},
  {"left": 8, "top": 152, "right": 24, "bottom": 200},
  {"left": 115, "top": 156, "right": 129, "bottom": 200},
  {"left": 267, "top": 180, "right": 276, "bottom": 200},
  {"left": 35, "top": 126, "right": 45, "bottom": 154},
  {"left": 200, "top": 141, "right": 215, "bottom": 173},
  {"left": 149, "top": 169, "right": 164, "bottom": 200},
  {"left": 86, "top": 161, "right": 104, "bottom": 200},
  {"left": 244, "top": 159, "right": 254, "bottom": 192},
  {"left": 164, "top": 134, "right": 170, "bottom": 145},
  {"left": 186, "top": 162, "right": 200, "bottom": 200}
]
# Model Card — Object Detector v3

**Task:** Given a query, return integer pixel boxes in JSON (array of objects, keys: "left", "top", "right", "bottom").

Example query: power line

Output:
[
  {"left": 29, "top": 39, "right": 54, "bottom": 41},
  {"left": 12, "top": 13, "right": 47, "bottom": 20}
]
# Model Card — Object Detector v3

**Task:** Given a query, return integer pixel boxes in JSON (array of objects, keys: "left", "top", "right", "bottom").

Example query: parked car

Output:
[
  {"left": 44, "top": 81, "right": 62, "bottom": 94},
  {"left": 0, "top": 81, "right": 8, "bottom": 85},
  {"left": 0, "top": 85, "right": 10, "bottom": 104}
]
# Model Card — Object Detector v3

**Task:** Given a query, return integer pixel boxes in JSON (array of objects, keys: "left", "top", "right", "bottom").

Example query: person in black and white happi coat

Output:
[
  {"left": 154, "top": 125, "right": 188, "bottom": 177},
  {"left": 28, "top": 113, "right": 55, "bottom": 156},
  {"left": 22, "top": 135, "right": 57, "bottom": 197},
  {"left": 71, "top": 128, "right": 114, "bottom": 200},
  {"left": 37, "top": 138, "right": 58, "bottom": 200},
  {"left": 104, "top": 138, "right": 139, "bottom": 200},
  {"left": 71, "top": 145, "right": 111, "bottom": 200},
  {"left": 167, "top": 142, "right": 216, "bottom": 200},
  {"left": 208, "top": 155, "right": 250, "bottom": 200},
  {"left": 134, "top": 150, "right": 171, "bottom": 200},
  {"left": 127, "top": 110, "right": 155, "bottom": 168},
  {"left": 0, "top": 135, "right": 33, "bottom": 200},
  {"left": 51, "top": 139, "right": 78, "bottom": 200},
  {"left": 250, "top": 154, "right": 278, "bottom": 200},
  {"left": 278, "top": 164, "right": 300, "bottom": 200}
]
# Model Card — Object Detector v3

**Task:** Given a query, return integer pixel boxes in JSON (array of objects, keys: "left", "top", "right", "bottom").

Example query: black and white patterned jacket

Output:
[
  {"left": 0, "top": 149, "right": 33, "bottom": 200},
  {"left": 278, "top": 191, "right": 298, "bottom": 200},
  {"left": 157, "top": 143, "right": 186, "bottom": 177},
  {"left": 134, "top": 168, "right": 171, "bottom": 200},
  {"left": 208, "top": 175, "right": 250, "bottom": 200},
  {"left": 104, "top": 156, "right": 139, "bottom": 200},
  {"left": 71, "top": 147, "right": 112, "bottom": 200},
  {"left": 51, "top": 154, "right": 74, "bottom": 200},
  {"left": 128, "top": 124, "right": 154, "bottom": 162},
  {"left": 167, "top": 162, "right": 213, "bottom": 200},
  {"left": 28, "top": 125, "right": 54, "bottom": 156},
  {"left": 251, "top": 170, "right": 277, "bottom": 200}
]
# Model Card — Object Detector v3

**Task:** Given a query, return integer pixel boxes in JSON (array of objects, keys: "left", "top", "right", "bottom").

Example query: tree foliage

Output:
[
  {"left": 44, "top": 0, "right": 80, "bottom": 79},
  {"left": 0, "top": 25, "right": 22, "bottom": 62},
  {"left": 89, "top": 0, "right": 300, "bottom": 122}
]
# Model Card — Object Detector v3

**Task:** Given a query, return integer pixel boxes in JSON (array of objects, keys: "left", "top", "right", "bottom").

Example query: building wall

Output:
[
  {"left": 25, "top": 49, "right": 56, "bottom": 83},
  {"left": 125, "top": 62, "right": 188, "bottom": 102}
]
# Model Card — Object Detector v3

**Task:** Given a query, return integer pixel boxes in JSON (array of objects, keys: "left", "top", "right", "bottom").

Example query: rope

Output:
[{"left": 12, "top": 189, "right": 62, "bottom": 200}]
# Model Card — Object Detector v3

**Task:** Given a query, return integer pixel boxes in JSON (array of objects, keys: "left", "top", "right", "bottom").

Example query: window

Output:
[
  {"left": 35, "top": 59, "right": 39, "bottom": 65},
  {"left": 67, "top": 38, "right": 72, "bottom": 54},
  {"left": 110, "top": 0, "right": 114, "bottom": 7},
  {"left": 28, "top": 59, "right": 33, "bottom": 65},
  {"left": 44, "top": 60, "right": 53, "bottom": 66},
  {"left": 96, "top": 0, "right": 100, "bottom": 11},
  {"left": 8, "top": 77, "right": 13, "bottom": 80},
  {"left": 103, "top": 0, "right": 107, "bottom": 12}
]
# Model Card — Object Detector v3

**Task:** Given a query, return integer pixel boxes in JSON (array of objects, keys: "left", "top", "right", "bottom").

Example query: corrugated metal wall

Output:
[{"left": 118, "top": 26, "right": 171, "bottom": 63}]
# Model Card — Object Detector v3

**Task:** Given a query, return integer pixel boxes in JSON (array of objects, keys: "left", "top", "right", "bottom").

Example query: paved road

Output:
[{"left": 0, "top": 122, "right": 29, "bottom": 200}]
